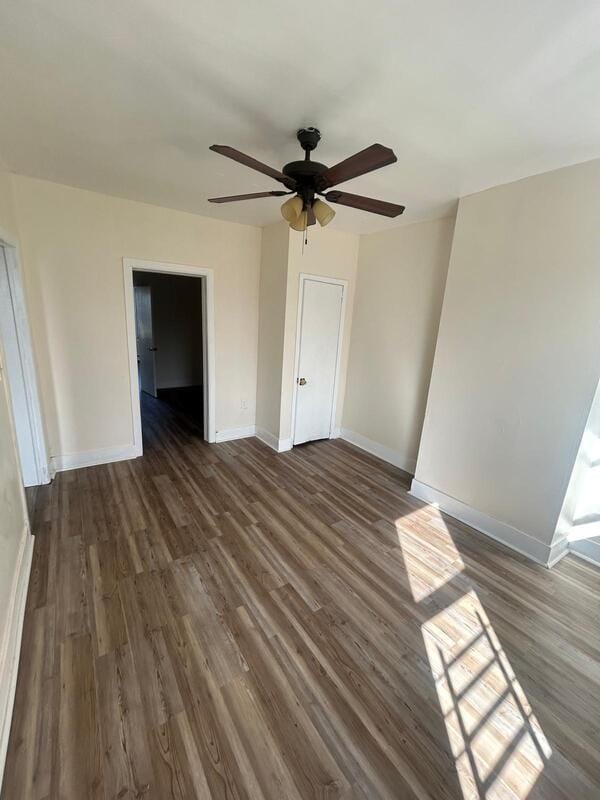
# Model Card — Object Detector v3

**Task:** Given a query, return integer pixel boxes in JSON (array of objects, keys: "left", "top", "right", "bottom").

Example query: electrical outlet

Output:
[{"left": 240, "top": 399, "right": 248, "bottom": 411}]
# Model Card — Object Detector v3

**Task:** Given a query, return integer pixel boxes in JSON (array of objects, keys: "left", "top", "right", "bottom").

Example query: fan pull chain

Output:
[
  {"left": 302, "top": 206, "right": 308, "bottom": 254},
  {"left": 306, "top": 204, "right": 309, "bottom": 249}
]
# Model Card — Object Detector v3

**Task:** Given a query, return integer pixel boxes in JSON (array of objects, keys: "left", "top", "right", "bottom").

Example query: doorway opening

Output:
[
  {"left": 291, "top": 273, "right": 347, "bottom": 446},
  {"left": 0, "top": 240, "right": 49, "bottom": 487},
  {"left": 123, "top": 259, "right": 216, "bottom": 454},
  {"left": 133, "top": 270, "right": 205, "bottom": 433}
]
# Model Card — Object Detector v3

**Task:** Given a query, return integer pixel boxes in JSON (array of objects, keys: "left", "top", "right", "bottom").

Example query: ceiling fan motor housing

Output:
[
  {"left": 297, "top": 127, "right": 321, "bottom": 152},
  {"left": 283, "top": 159, "right": 327, "bottom": 200},
  {"left": 282, "top": 128, "right": 328, "bottom": 206}
]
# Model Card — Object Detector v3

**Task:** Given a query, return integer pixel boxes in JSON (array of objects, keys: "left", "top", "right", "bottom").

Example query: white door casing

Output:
[
  {"left": 0, "top": 243, "right": 49, "bottom": 485},
  {"left": 123, "top": 258, "right": 216, "bottom": 448},
  {"left": 293, "top": 276, "right": 344, "bottom": 445}
]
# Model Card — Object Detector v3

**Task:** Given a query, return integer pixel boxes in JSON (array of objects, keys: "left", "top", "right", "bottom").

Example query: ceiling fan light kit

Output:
[
  {"left": 280, "top": 195, "right": 303, "bottom": 223},
  {"left": 312, "top": 198, "right": 335, "bottom": 227},
  {"left": 208, "top": 127, "right": 405, "bottom": 246},
  {"left": 290, "top": 210, "right": 309, "bottom": 232}
]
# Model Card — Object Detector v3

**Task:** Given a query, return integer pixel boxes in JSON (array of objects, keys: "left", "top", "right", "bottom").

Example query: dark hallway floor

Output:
[
  {"left": 153, "top": 385, "right": 204, "bottom": 428},
  {"left": 139, "top": 387, "right": 205, "bottom": 450}
]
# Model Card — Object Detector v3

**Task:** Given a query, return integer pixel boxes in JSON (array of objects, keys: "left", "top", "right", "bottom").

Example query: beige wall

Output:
[
  {"left": 0, "top": 165, "right": 30, "bottom": 729},
  {"left": 255, "top": 222, "right": 289, "bottom": 438},
  {"left": 342, "top": 218, "right": 454, "bottom": 471},
  {"left": 280, "top": 224, "right": 359, "bottom": 443},
  {"left": 11, "top": 175, "right": 262, "bottom": 457},
  {"left": 415, "top": 158, "right": 600, "bottom": 546}
]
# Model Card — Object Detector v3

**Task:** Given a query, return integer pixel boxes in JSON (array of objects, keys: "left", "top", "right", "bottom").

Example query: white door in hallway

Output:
[
  {"left": 293, "top": 277, "right": 344, "bottom": 445},
  {"left": 134, "top": 285, "right": 157, "bottom": 397}
]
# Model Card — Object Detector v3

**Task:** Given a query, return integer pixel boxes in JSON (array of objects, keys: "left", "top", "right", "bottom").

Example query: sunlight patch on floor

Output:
[
  {"left": 422, "top": 590, "right": 551, "bottom": 799},
  {"left": 395, "top": 510, "right": 464, "bottom": 602}
]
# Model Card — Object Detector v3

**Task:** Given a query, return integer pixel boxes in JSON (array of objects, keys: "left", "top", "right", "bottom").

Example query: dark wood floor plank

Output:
[
  {"left": 3, "top": 391, "right": 600, "bottom": 799},
  {"left": 95, "top": 643, "right": 153, "bottom": 799},
  {"left": 88, "top": 540, "right": 128, "bottom": 657},
  {"left": 161, "top": 615, "right": 257, "bottom": 800},
  {"left": 1, "top": 605, "right": 56, "bottom": 800},
  {"left": 56, "top": 535, "right": 89, "bottom": 641},
  {"left": 58, "top": 633, "right": 103, "bottom": 799},
  {"left": 149, "top": 711, "right": 211, "bottom": 800},
  {"left": 219, "top": 674, "right": 305, "bottom": 800},
  {"left": 228, "top": 605, "right": 350, "bottom": 798}
]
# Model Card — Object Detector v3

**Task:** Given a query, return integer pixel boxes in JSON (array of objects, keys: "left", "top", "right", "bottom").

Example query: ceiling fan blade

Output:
[
  {"left": 324, "top": 191, "right": 405, "bottom": 217},
  {"left": 307, "top": 206, "right": 316, "bottom": 226},
  {"left": 210, "top": 145, "right": 296, "bottom": 189},
  {"left": 318, "top": 144, "right": 397, "bottom": 190},
  {"left": 208, "top": 191, "right": 290, "bottom": 203}
]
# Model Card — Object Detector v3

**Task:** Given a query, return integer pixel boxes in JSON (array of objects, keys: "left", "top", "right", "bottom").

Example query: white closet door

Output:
[{"left": 293, "top": 279, "right": 343, "bottom": 445}]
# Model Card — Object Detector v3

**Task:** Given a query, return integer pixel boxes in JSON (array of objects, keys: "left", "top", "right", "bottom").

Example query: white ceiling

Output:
[{"left": 1, "top": 1, "right": 600, "bottom": 233}]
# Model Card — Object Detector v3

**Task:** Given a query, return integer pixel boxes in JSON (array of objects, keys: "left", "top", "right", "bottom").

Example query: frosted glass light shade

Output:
[
  {"left": 313, "top": 199, "right": 335, "bottom": 227},
  {"left": 280, "top": 196, "right": 303, "bottom": 223},
  {"left": 290, "top": 211, "right": 308, "bottom": 231}
]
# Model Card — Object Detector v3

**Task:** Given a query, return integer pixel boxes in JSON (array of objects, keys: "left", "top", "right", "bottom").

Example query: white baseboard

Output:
[
  {"left": 215, "top": 425, "right": 256, "bottom": 443},
  {"left": 51, "top": 443, "right": 141, "bottom": 472},
  {"left": 570, "top": 537, "right": 600, "bottom": 567},
  {"left": 0, "top": 529, "right": 33, "bottom": 789},
  {"left": 255, "top": 427, "right": 279, "bottom": 450},
  {"left": 339, "top": 428, "right": 417, "bottom": 474},
  {"left": 547, "top": 536, "right": 570, "bottom": 568},
  {"left": 410, "top": 479, "right": 568, "bottom": 569},
  {"left": 255, "top": 428, "right": 292, "bottom": 453}
]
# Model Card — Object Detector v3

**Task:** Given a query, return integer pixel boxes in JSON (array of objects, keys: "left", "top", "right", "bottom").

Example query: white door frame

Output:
[
  {"left": 290, "top": 272, "right": 347, "bottom": 446},
  {"left": 0, "top": 232, "right": 50, "bottom": 485},
  {"left": 123, "top": 258, "right": 216, "bottom": 448}
]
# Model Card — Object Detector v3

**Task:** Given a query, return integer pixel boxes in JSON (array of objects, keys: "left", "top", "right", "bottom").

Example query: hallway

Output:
[
  {"left": 3, "top": 397, "right": 600, "bottom": 799},
  {"left": 141, "top": 389, "right": 205, "bottom": 444}
]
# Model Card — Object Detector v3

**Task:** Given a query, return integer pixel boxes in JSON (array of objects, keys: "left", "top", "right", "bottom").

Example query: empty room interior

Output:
[{"left": 1, "top": 2, "right": 600, "bottom": 798}]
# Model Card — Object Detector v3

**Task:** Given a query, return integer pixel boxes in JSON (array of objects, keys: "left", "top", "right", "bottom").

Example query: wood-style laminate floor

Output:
[{"left": 3, "top": 393, "right": 600, "bottom": 799}]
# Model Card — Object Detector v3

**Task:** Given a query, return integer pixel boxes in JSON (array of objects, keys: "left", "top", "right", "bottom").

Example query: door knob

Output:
[
  {"left": 149, "top": 347, "right": 157, "bottom": 352},
  {"left": 298, "top": 377, "right": 307, "bottom": 386}
]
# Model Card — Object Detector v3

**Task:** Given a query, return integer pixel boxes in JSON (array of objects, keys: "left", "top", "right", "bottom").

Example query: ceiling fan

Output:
[{"left": 208, "top": 127, "right": 405, "bottom": 231}]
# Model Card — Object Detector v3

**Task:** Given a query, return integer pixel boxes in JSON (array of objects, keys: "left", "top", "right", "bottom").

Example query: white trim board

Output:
[
  {"left": 570, "top": 538, "right": 600, "bottom": 568},
  {"left": 255, "top": 427, "right": 292, "bottom": 453},
  {"left": 340, "top": 428, "right": 417, "bottom": 474},
  {"left": 0, "top": 530, "right": 33, "bottom": 789},
  {"left": 0, "top": 236, "right": 50, "bottom": 486},
  {"left": 51, "top": 443, "right": 141, "bottom": 472},
  {"left": 215, "top": 425, "right": 256, "bottom": 443},
  {"left": 410, "top": 479, "right": 569, "bottom": 568},
  {"left": 123, "top": 258, "right": 216, "bottom": 451}
]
